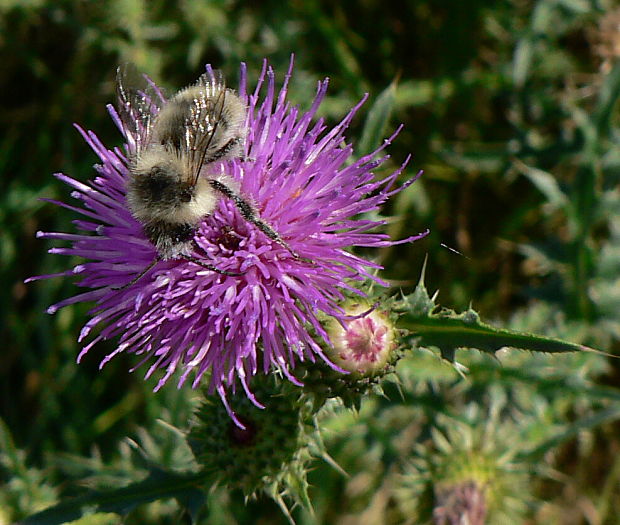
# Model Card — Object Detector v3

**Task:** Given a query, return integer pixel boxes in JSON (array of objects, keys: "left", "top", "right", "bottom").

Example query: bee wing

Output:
[
  {"left": 116, "top": 63, "right": 165, "bottom": 155},
  {"left": 184, "top": 70, "right": 228, "bottom": 183}
]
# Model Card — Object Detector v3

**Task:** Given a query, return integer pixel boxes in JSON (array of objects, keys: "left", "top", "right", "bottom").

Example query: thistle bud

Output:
[
  {"left": 188, "top": 375, "right": 314, "bottom": 509},
  {"left": 397, "top": 407, "right": 530, "bottom": 524},
  {"left": 433, "top": 479, "right": 487, "bottom": 525},
  {"left": 295, "top": 300, "right": 401, "bottom": 411},
  {"left": 326, "top": 301, "right": 397, "bottom": 377}
]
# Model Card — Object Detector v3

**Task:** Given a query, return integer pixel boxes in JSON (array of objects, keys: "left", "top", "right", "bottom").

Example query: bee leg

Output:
[
  {"left": 112, "top": 257, "right": 159, "bottom": 290},
  {"left": 180, "top": 253, "right": 243, "bottom": 276},
  {"left": 208, "top": 179, "right": 312, "bottom": 262}
]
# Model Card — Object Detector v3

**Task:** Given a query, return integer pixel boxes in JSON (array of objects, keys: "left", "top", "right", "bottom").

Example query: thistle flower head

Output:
[{"left": 29, "top": 58, "right": 426, "bottom": 423}]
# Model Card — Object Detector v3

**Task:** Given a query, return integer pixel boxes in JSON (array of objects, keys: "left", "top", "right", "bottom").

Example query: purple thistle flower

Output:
[{"left": 28, "top": 58, "right": 427, "bottom": 425}]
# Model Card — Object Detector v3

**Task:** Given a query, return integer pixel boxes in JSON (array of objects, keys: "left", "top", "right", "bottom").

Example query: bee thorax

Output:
[{"left": 156, "top": 85, "right": 247, "bottom": 163}]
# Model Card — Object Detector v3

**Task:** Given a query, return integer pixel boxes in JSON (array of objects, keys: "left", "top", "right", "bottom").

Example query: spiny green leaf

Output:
[
  {"left": 403, "top": 257, "right": 436, "bottom": 317},
  {"left": 398, "top": 266, "right": 600, "bottom": 364},
  {"left": 518, "top": 406, "right": 620, "bottom": 463},
  {"left": 357, "top": 76, "right": 398, "bottom": 157},
  {"left": 19, "top": 470, "right": 212, "bottom": 525},
  {"left": 175, "top": 487, "right": 208, "bottom": 524},
  {"left": 514, "top": 158, "right": 569, "bottom": 212},
  {"left": 403, "top": 308, "right": 594, "bottom": 359},
  {"left": 593, "top": 61, "right": 620, "bottom": 137}
]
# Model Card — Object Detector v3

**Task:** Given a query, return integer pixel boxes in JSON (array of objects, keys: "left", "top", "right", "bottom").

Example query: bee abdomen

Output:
[{"left": 143, "top": 220, "right": 195, "bottom": 259}]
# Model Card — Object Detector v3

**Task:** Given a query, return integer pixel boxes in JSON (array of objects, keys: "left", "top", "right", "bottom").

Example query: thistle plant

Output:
[
  {"left": 396, "top": 391, "right": 532, "bottom": 524},
  {"left": 20, "top": 55, "right": 610, "bottom": 525},
  {"left": 26, "top": 58, "right": 427, "bottom": 425}
]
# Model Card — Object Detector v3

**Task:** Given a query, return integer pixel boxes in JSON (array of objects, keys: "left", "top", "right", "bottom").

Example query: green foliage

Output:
[
  {"left": 0, "top": 418, "right": 57, "bottom": 522},
  {"left": 4, "top": 0, "right": 620, "bottom": 523}
]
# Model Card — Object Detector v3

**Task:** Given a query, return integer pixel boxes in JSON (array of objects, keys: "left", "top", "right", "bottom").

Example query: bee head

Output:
[
  {"left": 129, "top": 158, "right": 191, "bottom": 207},
  {"left": 143, "top": 165, "right": 193, "bottom": 204},
  {"left": 127, "top": 150, "right": 218, "bottom": 225}
]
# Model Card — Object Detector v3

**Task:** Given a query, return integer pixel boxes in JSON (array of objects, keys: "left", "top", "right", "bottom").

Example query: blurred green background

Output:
[{"left": 3, "top": 0, "right": 620, "bottom": 523}]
